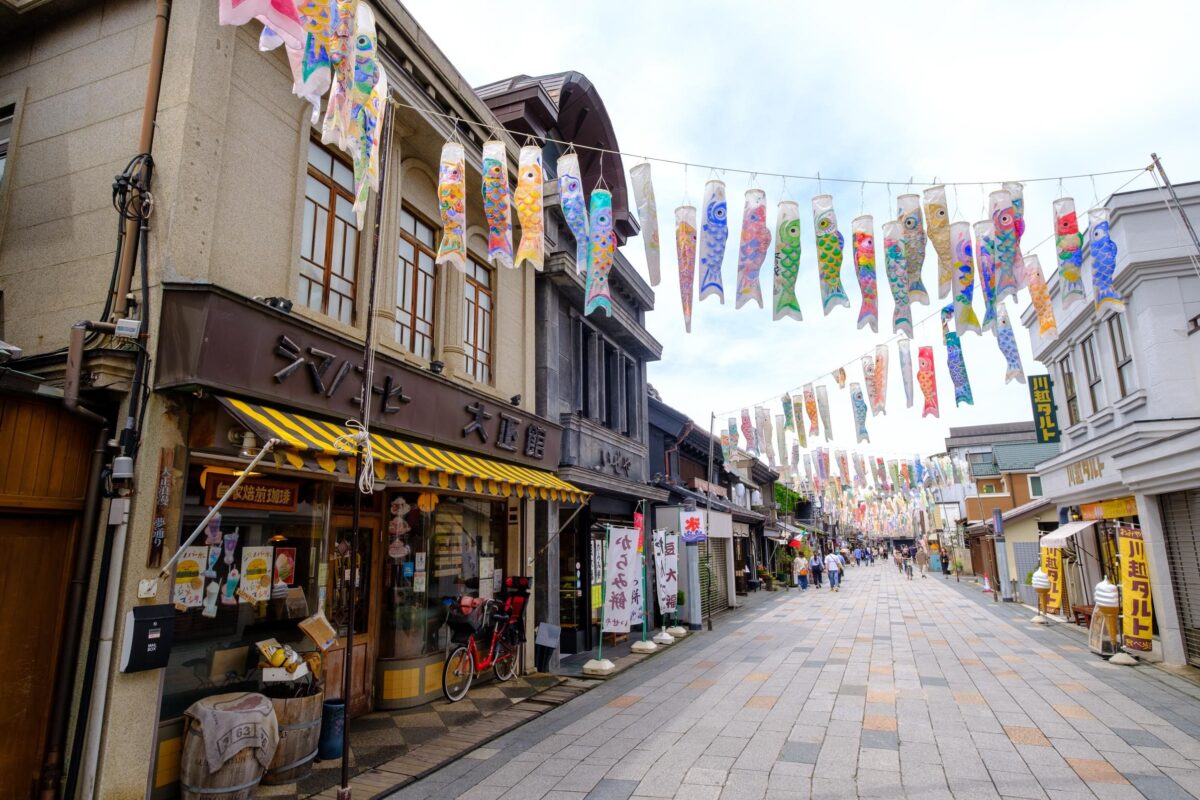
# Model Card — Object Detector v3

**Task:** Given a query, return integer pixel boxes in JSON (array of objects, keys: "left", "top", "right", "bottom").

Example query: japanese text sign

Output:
[
  {"left": 652, "top": 529, "right": 679, "bottom": 614},
  {"left": 680, "top": 510, "right": 707, "bottom": 544},
  {"left": 1027, "top": 374, "right": 1061, "bottom": 444},
  {"left": 602, "top": 527, "right": 639, "bottom": 633},
  {"left": 1041, "top": 546, "right": 1063, "bottom": 615},
  {"left": 204, "top": 475, "right": 299, "bottom": 512},
  {"left": 1118, "top": 525, "right": 1153, "bottom": 652}
]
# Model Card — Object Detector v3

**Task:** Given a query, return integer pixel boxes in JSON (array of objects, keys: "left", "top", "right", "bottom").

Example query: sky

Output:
[{"left": 404, "top": 0, "right": 1200, "bottom": 460}]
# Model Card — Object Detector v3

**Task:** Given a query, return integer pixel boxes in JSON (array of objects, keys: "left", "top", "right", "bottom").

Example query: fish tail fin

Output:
[
  {"left": 1095, "top": 289, "right": 1125, "bottom": 314},
  {"left": 773, "top": 289, "right": 803, "bottom": 321},
  {"left": 923, "top": 399, "right": 939, "bottom": 418},
  {"left": 585, "top": 295, "right": 613, "bottom": 318},
  {"left": 909, "top": 280, "right": 929, "bottom": 304},
  {"left": 515, "top": 233, "right": 543, "bottom": 271},
  {"left": 575, "top": 242, "right": 589, "bottom": 274},
  {"left": 958, "top": 306, "right": 982, "bottom": 334},
  {"left": 822, "top": 288, "right": 851, "bottom": 315},
  {"left": 1005, "top": 367, "right": 1026, "bottom": 385}
]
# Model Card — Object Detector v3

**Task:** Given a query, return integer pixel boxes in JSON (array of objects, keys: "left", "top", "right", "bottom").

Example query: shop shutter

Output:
[
  {"left": 698, "top": 538, "right": 729, "bottom": 618},
  {"left": 1161, "top": 490, "right": 1200, "bottom": 666}
]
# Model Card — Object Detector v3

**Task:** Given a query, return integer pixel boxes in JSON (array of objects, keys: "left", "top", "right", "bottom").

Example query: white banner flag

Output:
[
  {"left": 652, "top": 529, "right": 679, "bottom": 614},
  {"left": 602, "top": 527, "right": 639, "bottom": 633},
  {"left": 630, "top": 550, "right": 645, "bottom": 627}
]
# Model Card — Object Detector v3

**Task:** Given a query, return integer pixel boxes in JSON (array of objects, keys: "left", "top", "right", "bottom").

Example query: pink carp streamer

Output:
[
  {"left": 917, "top": 346, "right": 939, "bottom": 418},
  {"left": 435, "top": 141, "right": 467, "bottom": 271},
  {"left": 923, "top": 185, "right": 953, "bottom": 301},
  {"left": 736, "top": 189, "right": 771, "bottom": 309},
  {"left": 873, "top": 344, "right": 889, "bottom": 415},
  {"left": 852, "top": 215, "right": 879, "bottom": 332},
  {"left": 816, "top": 385, "right": 833, "bottom": 442},
  {"left": 629, "top": 163, "right": 661, "bottom": 286},
  {"left": 1024, "top": 254, "right": 1058, "bottom": 340},
  {"left": 898, "top": 339, "right": 914, "bottom": 409},
  {"left": 740, "top": 408, "right": 756, "bottom": 454},
  {"left": 803, "top": 384, "right": 820, "bottom": 438},
  {"left": 675, "top": 206, "right": 697, "bottom": 332},
  {"left": 988, "top": 189, "right": 1019, "bottom": 303}
]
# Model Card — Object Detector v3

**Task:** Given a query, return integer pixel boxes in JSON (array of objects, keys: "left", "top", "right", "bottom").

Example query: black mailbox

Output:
[{"left": 120, "top": 604, "right": 175, "bottom": 672}]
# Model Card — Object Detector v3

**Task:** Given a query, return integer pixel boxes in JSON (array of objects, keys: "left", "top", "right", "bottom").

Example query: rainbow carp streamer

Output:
[
  {"left": 942, "top": 306, "right": 974, "bottom": 406},
  {"left": 950, "top": 221, "right": 981, "bottom": 334},
  {"left": 851, "top": 215, "right": 879, "bottom": 332},
  {"left": 1024, "top": 254, "right": 1058, "bottom": 339},
  {"left": 994, "top": 303, "right": 1026, "bottom": 384},
  {"left": 773, "top": 201, "right": 803, "bottom": 321},
  {"left": 675, "top": 206, "right": 697, "bottom": 333},
  {"left": 629, "top": 162, "right": 661, "bottom": 286},
  {"left": 882, "top": 221, "right": 913, "bottom": 338},
  {"left": 1054, "top": 197, "right": 1085, "bottom": 307},
  {"left": 1089, "top": 208, "right": 1125, "bottom": 313},
  {"left": 849, "top": 382, "right": 870, "bottom": 443},
  {"left": 435, "top": 141, "right": 467, "bottom": 271},
  {"left": 740, "top": 408, "right": 756, "bottom": 454},
  {"left": 813, "top": 194, "right": 849, "bottom": 314},
  {"left": 974, "top": 220, "right": 998, "bottom": 331},
  {"left": 515, "top": 145, "right": 545, "bottom": 270},
  {"left": 803, "top": 384, "right": 820, "bottom": 438},
  {"left": 816, "top": 385, "right": 833, "bottom": 442},
  {"left": 557, "top": 153, "right": 589, "bottom": 273},
  {"left": 1004, "top": 181, "right": 1027, "bottom": 288},
  {"left": 736, "top": 189, "right": 771, "bottom": 309},
  {"left": 917, "top": 346, "right": 939, "bottom": 418},
  {"left": 782, "top": 394, "right": 795, "bottom": 432},
  {"left": 989, "top": 189, "right": 1019, "bottom": 303},
  {"left": 898, "top": 339, "right": 914, "bottom": 409},
  {"left": 481, "top": 140, "right": 513, "bottom": 269},
  {"left": 897, "top": 194, "right": 928, "bottom": 304},
  {"left": 699, "top": 180, "right": 729, "bottom": 302},
  {"left": 584, "top": 189, "right": 615, "bottom": 317},
  {"left": 923, "top": 185, "right": 953, "bottom": 301},
  {"left": 873, "top": 344, "right": 889, "bottom": 415}
]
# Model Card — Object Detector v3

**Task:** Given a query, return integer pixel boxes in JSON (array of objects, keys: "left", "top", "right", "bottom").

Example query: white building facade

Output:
[{"left": 1022, "top": 182, "right": 1200, "bottom": 667}]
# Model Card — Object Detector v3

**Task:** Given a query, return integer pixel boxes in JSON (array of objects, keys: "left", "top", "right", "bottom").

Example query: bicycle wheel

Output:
[
  {"left": 442, "top": 645, "right": 474, "bottom": 702},
  {"left": 493, "top": 628, "right": 519, "bottom": 682}
]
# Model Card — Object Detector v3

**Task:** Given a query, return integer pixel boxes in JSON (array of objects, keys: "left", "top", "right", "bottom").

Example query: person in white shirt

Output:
[{"left": 824, "top": 551, "right": 842, "bottom": 592}]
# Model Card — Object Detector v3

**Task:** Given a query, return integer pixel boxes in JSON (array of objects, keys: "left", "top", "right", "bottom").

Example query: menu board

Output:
[
  {"left": 432, "top": 504, "right": 465, "bottom": 577},
  {"left": 239, "top": 546, "right": 274, "bottom": 603},
  {"left": 174, "top": 547, "right": 209, "bottom": 608}
]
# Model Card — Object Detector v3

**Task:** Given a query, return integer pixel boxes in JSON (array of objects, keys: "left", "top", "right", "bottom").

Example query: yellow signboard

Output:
[
  {"left": 1042, "top": 547, "right": 1064, "bottom": 615},
  {"left": 1118, "top": 525, "right": 1153, "bottom": 652},
  {"left": 1081, "top": 496, "right": 1138, "bottom": 521}
]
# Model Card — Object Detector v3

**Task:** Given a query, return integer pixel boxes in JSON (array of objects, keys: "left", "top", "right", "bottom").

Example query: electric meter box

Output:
[{"left": 120, "top": 604, "right": 175, "bottom": 672}]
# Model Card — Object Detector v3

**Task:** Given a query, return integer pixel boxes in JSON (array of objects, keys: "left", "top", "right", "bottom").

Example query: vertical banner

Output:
[
  {"left": 602, "top": 527, "right": 639, "bottom": 633},
  {"left": 1028, "top": 374, "right": 1061, "bottom": 443},
  {"left": 652, "top": 529, "right": 679, "bottom": 615},
  {"left": 1118, "top": 525, "right": 1153, "bottom": 652},
  {"left": 631, "top": 512, "right": 645, "bottom": 626},
  {"left": 680, "top": 509, "right": 707, "bottom": 543},
  {"left": 1041, "top": 546, "right": 1064, "bottom": 614}
]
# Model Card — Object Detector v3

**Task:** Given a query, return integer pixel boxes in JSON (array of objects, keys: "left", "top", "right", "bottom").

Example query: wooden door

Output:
[
  {"left": 326, "top": 515, "right": 381, "bottom": 717},
  {"left": 0, "top": 514, "right": 79, "bottom": 795}
]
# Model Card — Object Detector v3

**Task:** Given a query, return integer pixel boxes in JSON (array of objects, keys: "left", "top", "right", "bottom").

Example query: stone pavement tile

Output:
[
  {"left": 1100, "top": 750, "right": 1158, "bottom": 775},
  {"left": 718, "top": 769, "right": 768, "bottom": 800},
  {"left": 705, "top": 738, "right": 749, "bottom": 758},
  {"left": 854, "top": 769, "right": 899, "bottom": 798},
  {"left": 537, "top": 758, "right": 584, "bottom": 778},
  {"left": 1134, "top": 745, "right": 1195, "bottom": 769},
  {"left": 770, "top": 761, "right": 813, "bottom": 779},
  {"left": 1051, "top": 738, "right": 1104, "bottom": 761},
  {"left": 721, "top": 721, "right": 759, "bottom": 739},
  {"left": 683, "top": 767, "right": 728, "bottom": 787},
  {"left": 826, "top": 719, "right": 863, "bottom": 739},
  {"left": 863, "top": 714, "right": 897, "bottom": 732},
  {"left": 954, "top": 690, "right": 986, "bottom": 705},
  {"left": 786, "top": 725, "right": 826, "bottom": 744},
  {"left": 456, "top": 787, "right": 509, "bottom": 800},
  {"left": 808, "top": 777, "right": 855, "bottom": 799},
  {"left": 1084, "top": 733, "right": 1138, "bottom": 755},
  {"left": 1124, "top": 773, "right": 1192, "bottom": 800},
  {"left": 555, "top": 765, "right": 610, "bottom": 794},
  {"left": 1006, "top": 726, "right": 1053, "bottom": 747},
  {"left": 1031, "top": 763, "right": 1093, "bottom": 794},
  {"left": 973, "top": 731, "right": 1019, "bottom": 751},
  {"left": 696, "top": 756, "right": 735, "bottom": 772},
  {"left": 604, "top": 760, "right": 652, "bottom": 783},
  {"left": 987, "top": 769, "right": 1049, "bottom": 799},
  {"left": 669, "top": 788, "right": 720, "bottom": 800},
  {"left": 1044, "top": 791, "right": 1100, "bottom": 800},
  {"left": 860, "top": 730, "right": 899, "bottom": 750},
  {"left": 498, "top": 775, "right": 562, "bottom": 800},
  {"left": 857, "top": 747, "right": 900, "bottom": 772},
  {"left": 943, "top": 776, "right": 1003, "bottom": 799},
  {"left": 1018, "top": 743, "right": 1070, "bottom": 767},
  {"left": 867, "top": 689, "right": 897, "bottom": 703},
  {"left": 1160, "top": 766, "right": 1200, "bottom": 796},
  {"left": 980, "top": 747, "right": 1029, "bottom": 773},
  {"left": 1064, "top": 758, "right": 1130, "bottom": 785},
  {"left": 1054, "top": 705, "right": 1098, "bottom": 722}
]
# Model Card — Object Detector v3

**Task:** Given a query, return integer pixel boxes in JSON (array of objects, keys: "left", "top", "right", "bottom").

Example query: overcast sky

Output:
[{"left": 405, "top": 0, "right": 1200, "bottom": 460}]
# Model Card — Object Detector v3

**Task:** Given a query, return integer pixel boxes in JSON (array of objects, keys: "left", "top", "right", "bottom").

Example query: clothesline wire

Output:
[
  {"left": 714, "top": 165, "right": 1156, "bottom": 420},
  {"left": 386, "top": 97, "right": 1145, "bottom": 189},
  {"left": 1147, "top": 170, "right": 1200, "bottom": 280}
]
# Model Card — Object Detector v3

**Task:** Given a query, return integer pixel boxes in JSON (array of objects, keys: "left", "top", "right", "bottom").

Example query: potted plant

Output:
[{"left": 757, "top": 567, "right": 773, "bottom": 590}]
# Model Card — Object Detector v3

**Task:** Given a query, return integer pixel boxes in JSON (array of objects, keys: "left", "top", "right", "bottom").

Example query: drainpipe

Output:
[
  {"left": 38, "top": 425, "right": 110, "bottom": 799},
  {"left": 111, "top": 0, "right": 170, "bottom": 320}
]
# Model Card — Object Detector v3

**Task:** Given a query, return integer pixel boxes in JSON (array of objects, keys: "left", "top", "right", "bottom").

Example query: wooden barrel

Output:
[
  {"left": 262, "top": 691, "right": 324, "bottom": 785},
  {"left": 179, "top": 717, "right": 264, "bottom": 800}
]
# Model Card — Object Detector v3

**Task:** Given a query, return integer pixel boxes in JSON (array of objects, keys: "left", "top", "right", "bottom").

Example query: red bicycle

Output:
[{"left": 442, "top": 577, "right": 529, "bottom": 702}]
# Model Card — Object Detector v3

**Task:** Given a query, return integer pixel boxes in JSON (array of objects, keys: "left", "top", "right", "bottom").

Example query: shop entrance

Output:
[{"left": 327, "top": 513, "right": 382, "bottom": 717}]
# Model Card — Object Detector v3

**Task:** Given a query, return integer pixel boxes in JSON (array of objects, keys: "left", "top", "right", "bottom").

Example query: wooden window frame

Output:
[
  {"left": 1081, "top": 335, "right": 1104, "bottom": 414},
  {"left": 1058, "top": 353, "right": 1080, "bottom": 426},
  {"left": 463, "top": 258, "right": 494, "bottom": 384},
  {"left": 395, "top": 206, "right": 438, "bottom": 360},
  {"left": 299, "top": 139, "right": 359, "bottom": 325},
  {"left": 1107, "top": 314, "right": 1134, "bottom": 398}
]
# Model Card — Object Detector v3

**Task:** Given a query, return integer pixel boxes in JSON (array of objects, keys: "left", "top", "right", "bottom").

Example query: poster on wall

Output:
[
  {"left": 680, "top": 510, "right": 707, "bottom": 543},
  {"left": 1041, "top": 546, "right": 1063, "bottom": 614},
  {"left": 1118, "top": 525, "right": 1153, "bottom": 652},
  {"left": 273, "top": 547, "right": 297, "bottom": 586},
  {"left": 239, "top": 546, "right": 274, "bottom": 603},
  {"left": 173, "top": 546, "right": 209, "bottom": 608},
  {"left": 602, "top": 527, "right": 638, "bottom": 633},
  {"left": 652, "top": 530, "right": 679, "bottom": 614}
]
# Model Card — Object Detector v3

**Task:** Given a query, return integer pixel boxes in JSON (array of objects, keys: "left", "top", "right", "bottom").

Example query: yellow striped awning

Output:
[{"left": 218, "top": 397, "right": 588, "bottom": 504}]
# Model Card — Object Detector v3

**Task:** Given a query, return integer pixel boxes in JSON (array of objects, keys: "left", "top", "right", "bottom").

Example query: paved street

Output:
[{"left": 389, "top": 563, "right": 1200, "bottom": 800}]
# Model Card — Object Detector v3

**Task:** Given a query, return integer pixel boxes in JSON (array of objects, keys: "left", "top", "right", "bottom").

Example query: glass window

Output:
[
  {"left": 298, "top": 139, "right": 358, "bottom": 324},
  {"left": 396, "top": 207, "right": 437, "bottom": 359},
  {"left": 380, "top": 493, "right": 506, "bottom": 659},
  {"left": 1107, "top": 314, "right": 1135, "bottom": 398},
  {"left": 980, "top": 482, "right": 996, "bottom": 494},
  {"left": 160, "top": 465, "right": 329, "bottom": 720},
  {"left": 1029, "top": 476, "right": 1043, "bottom": 497},
  {"left": 0, "top": 104, "right": 13, "bottom": 189},
  {"left": 1058, "top": 353, "right": 1080, "bottom": 426},
  {"left": 464, "top": 259, "right": 493, "bottom": 383},
  {"left": 1081, "top": 335, "right": 1105, "bottom": 414}
]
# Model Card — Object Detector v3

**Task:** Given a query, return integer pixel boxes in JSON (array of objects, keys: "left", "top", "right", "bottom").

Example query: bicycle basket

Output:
[{"left": 446, "top": 602, "right": 487, "bottom": 645}]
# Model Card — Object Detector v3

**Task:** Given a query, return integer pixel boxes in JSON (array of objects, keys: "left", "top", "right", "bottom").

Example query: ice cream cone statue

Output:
[
  {"left": 1031, "top": 567, "right": 1050, "bottom": 624},
  {"left": 1094, "top": 577, "right": 1135, "bottom": 664}
]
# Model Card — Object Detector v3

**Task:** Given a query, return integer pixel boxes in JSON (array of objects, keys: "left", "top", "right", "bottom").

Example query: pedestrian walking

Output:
[
  {"left": 810, "top": 553, "right": 823, "bottom": 588},
  {"left": 793, "top": 555, "right": 809, "bottom": 590},
  {"left": 824, "top": 550, "right": 842, "bottom": 592},
  {"left": 916, "top": 547, "right": 929, "bottom": 578},
  {"left": 853, "top": 547, "right": 862, "bottom": 567},
  {"left": 895, "top": 550, "right": 904, "bottom": 573},
  {"left": 942, "top": 550, "right": 952, "bottom": 576}
]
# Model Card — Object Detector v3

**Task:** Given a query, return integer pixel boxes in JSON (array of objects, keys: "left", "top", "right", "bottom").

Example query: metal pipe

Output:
[
  {"left": 703, "top": 413, "right": 715, "bottom": 632},
  {"left": 112, "top": 0, "right": 170, "bottom": 318},
  {"left": 38, "top": 425, "right": 110, "bottom": 799},
  {"left": 1150, "top": 153, "right": 1200, "bottom": 261},
  {"left": 64, "top": 321, "right": 117, "bottom": 418},
  {"left": 663, "top": 419, "right": 694, "bottom": 481}
]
